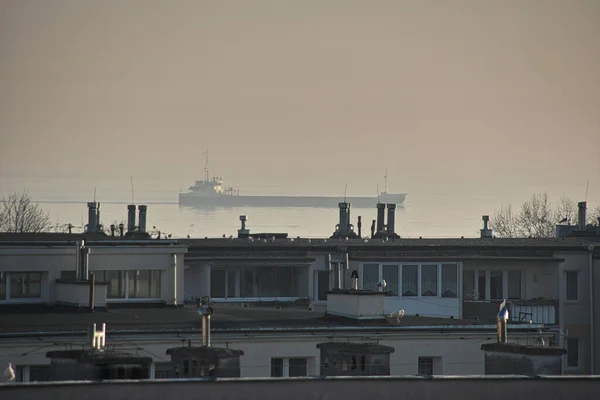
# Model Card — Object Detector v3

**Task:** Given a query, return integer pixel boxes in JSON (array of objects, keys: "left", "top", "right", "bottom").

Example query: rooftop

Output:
[{"left": 0, "top": 304, "right": 541, "bottom": 337}]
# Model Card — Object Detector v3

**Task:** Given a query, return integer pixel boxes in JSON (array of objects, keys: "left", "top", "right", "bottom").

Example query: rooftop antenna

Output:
[
  {"left": 344, "top": 184, "right": 348, "bottom": 202},
  {"left": 376, "top": 184, "right": 380, "bottom": 204},
  {"left": 384, "top": 167, "right": 388, "bottom": 194},
  {"left": 93, "top": 187, "right": 96, "bottom": 203},
  {"left": 204, "top": 149, "right": 209, "bottom": 182},
  {"left": 130, "top": 176, "right": 135, "bottom": 204},
  {"left": 585, "top": 179, "right": 589, "bottom": 202}
]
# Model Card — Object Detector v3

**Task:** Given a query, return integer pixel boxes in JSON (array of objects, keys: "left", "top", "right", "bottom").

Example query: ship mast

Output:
[
  {"left": 384, "top": 167, "right": 388, "bottom": 193},
  {"left": 204, "top": 149, "right": 209, "bottom": 182}
]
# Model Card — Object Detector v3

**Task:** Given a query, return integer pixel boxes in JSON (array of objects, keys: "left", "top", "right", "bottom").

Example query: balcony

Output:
[
  {"left": 510, "top": 299, "right": 557, "bottom": 325},
  {"left": 462, "top": 299, "right": 558, "bottom": 325}
]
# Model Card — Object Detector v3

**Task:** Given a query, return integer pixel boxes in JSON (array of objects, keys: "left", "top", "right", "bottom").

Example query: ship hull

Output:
[{"left": 178, "top": 193, "right": 407, "bottom": 209}]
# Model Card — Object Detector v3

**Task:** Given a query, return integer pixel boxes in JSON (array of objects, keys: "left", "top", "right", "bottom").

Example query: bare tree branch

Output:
[
  {"left": 0, "top": 191, "right": 52, "bottom": 233},
  {"left": 490, "top": 192, "right": 597, "bottom": 238}
]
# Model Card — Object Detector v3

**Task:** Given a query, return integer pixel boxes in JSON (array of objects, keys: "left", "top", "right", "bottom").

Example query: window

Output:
[
  {"left": 10, "top": 272, "right": 42, "bottom": 299},
  {"left": 271, "top": 357, "right": 308, "bottom": 377},
  {"left": 128, "top": 270, "right": 161, "bottom": 298},
  {"left": 315, "top": 270, "right": 329, "bottom": 301},
  {"left": 421, "top": 265, "right": 438, "bottom": 297},
  {"left": 478, "top": 271, "right": 486, "bottom": 300},
  {"left": 508, "top": 271, "right": 521, "bottom": 299},
  {"left": 566, "top": 271, "right": 578, "bottom": 301},
  {"left": 211, "top": 270, "right": 226, "bottom": 298},
  {"left": 441, "top": 264, "right": 458, "bottom": 298},
  {"left": 463, "top": 270, "right": 475, "bottom": 300},
  {"left": 418, "top": 357, "right": 433, "bottom": 375},
  {"left": 489, "top": 271, "right": 503, "bottom": 300},
  {"left": 241, "top": 270, "right": 256, "bottom": 298},
  {"left": 271, "top": 358, "right": 283, "bottom": 377},
  {"left": 0, "top": 272, "right": 42, "bottom": 301},
  {"left": 383, "top": 265, "right": 398, "bottom": 296},
  {"left": 566, "top": 338, "right": 579, "bottom": 367},
  {"left": 362, "top": 264, "right": 379, "bottom": 291},
  {"left": 402, "top": 265, "right": 418, "bottom": 296},
  {"left": 212, "top": 267, "right": 307, "bottom": 299},
  {"left": 0, "top": 272, "right": 5, "bottom": 301},
  {"left": 99, "top": 270, "right": 161, "bottom": 299},
  {"left": 154, "top": 363, "right": 172, "bottom": 379}
]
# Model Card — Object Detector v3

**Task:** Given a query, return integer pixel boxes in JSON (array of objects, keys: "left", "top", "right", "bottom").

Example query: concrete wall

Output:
[
  {"left": 557, "top": 251, "right": 592, "bottom": 374},
  {"left": 0, "top": 244, "right": 187, "bottom": 306},
  {"left": 2, "top": 376, "right": 600, "bottom": 400}
]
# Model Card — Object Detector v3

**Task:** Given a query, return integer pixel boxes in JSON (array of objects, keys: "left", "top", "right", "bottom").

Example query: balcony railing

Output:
[
  {"left": 510, "top": 299, "right": 557, "bottom": 325},
  {"left": 462, "top": 299, "right": 558, "bottom": 325}
]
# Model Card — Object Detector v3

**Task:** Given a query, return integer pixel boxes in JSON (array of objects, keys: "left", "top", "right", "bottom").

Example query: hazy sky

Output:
[{"left": 1, "top": 0, "right": 599, "bottom": 194}]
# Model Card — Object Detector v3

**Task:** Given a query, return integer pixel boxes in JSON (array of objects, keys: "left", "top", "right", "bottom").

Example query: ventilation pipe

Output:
[
  {"left": 198, "top": 297, "right": 213, "bottom": 347},
  {"left": 110, "top": 224, "right": 116, "bottom": 237},
  {"left": 578, "top": 201, "right": 587, "bottom": 231},
  {"left": 138, "top": 205, "right": 147, "bottom": 233},
  {"left": 496, "top": 300, "right": 509, "bottom": 343},
  {"left": 370, "top": 220, "right": 376, "bottom": 238},
  {"left": 127, "top": 205, "right": 136, "bottom": 233},
  {"left": 376, "top": 203, "right": 386, "bottom": 233},
  {"left": 480, "top": 215, "right": 493, "bottom": 238},
  {"left": 357, "top": 216, "right": 362, "bottom": 238},
  {"left": 86, "top": 202, "right": 98, "bottom": 233},
  {"left": 386, "top": 204, "right": 396, "bottom": 235},
  {"left": 118, "top": 223, "right": 124, "bottom": 237}
]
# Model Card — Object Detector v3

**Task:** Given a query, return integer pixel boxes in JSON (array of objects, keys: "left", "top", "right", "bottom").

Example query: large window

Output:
[
  {"left": 211, "top": 267, "right": 307, "bottom": 299},
  {"left": 465, "top": 269, "right": 522, "bottom": 301},
  {"left": 271, "top": 357, "right": 308, "bottom": 377},
  {"left": 0, "top": 272, "right": 42, "bottom": 301},
  {"left": 315, "top": 270, "right": 330, "bottom": 301},
  {"left": 566, "top": 338, "right": 579, "bottom": 368},
  {"left": 441, "top": 264, "right": 458, "bottom": 298},
  {"left": 489, "top": 271, "right": 503, "bottom": 300},
  {"left": 566, "top": 271, "right": 578, "bottom": 301},
  {"left": 99, "top": 270, "right": 161, "bottom": 299},
  {"left": 402, "top": 265, "right": 418, "bottom": 296},
  {"left": 361, "top": 263, "right": 459, "bottom": 298},
  {"left": 421, "top": 265, "right": 438, "bottom": 297}
]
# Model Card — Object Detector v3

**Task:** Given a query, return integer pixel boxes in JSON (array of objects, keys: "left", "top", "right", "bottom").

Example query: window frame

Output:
[
  {"left": 565, "top": 337, "right": 579, "bottom": 368},
  {"left": 98, "top": 270, "right": 162, "bottom": 301},
  {"left": 0, "top": 271, "right": 44, "bottom": 303},
  {"left": 565, "top": 270, "right": 578, "bottom": 302},
  {"left": 360, "top": 262, "right": 459, "bottom": 299},
  {"left": 270, "top": 357, "right": 309, "bottom": 377},
  {"left": 462, "top": 269, "right": 523, "bottom": 301},
  {"left": 211, "top": 266, "right": 308, "bottom": 302}
]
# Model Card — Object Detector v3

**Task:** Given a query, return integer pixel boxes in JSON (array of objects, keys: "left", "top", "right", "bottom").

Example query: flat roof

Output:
[{"left": 0, "top": 304, "right": 543, "bottom": 337}]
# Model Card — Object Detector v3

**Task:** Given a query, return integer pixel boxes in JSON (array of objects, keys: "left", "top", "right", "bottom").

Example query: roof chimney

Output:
[
  {"left": 86, "top": 202, "right": 98, "bottom": 233},
  {"left": 376, "top": 203, "right": 386, "bottom": 233},
  {"left": 331, "top": 203, "right": 357, "bottom": 239},
  {"left": 138, "top": 205, "right": 147, "bottom": 233},
  {"left": 578, "top": 201, "right": 587, "bottom": 231},
  {"left": 386, "top": 204, "right": 399, "bottom": 238},
  {"left": 238, "top": 215, "right": 250, "bottom": 238},
  {"left": 127, "top": 205, "right": 136, "bottom": 233},
  {"left": 480, "top": 215, "right": 493, "bottom": 238}
]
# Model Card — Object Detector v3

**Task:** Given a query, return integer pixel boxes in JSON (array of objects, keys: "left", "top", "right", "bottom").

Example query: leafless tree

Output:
[
  {"left": 0, "top": 191, "right": 52, "bottom": 233},
  {"left": 490, "top": 192, "right": 599, "bottom": 238}
]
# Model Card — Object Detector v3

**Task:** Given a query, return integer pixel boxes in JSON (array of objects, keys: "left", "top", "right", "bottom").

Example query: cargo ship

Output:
[{"left": 178, "top": 157, "right": 407, "bottom": 209}]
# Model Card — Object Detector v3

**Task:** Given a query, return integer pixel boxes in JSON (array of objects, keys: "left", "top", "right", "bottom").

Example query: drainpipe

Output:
[
  {"left": 173, "top": 254, "right": 178, "bottom": 306},
  {"left": 590, "top": 246, "right": 595, "bottom": 374}
]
